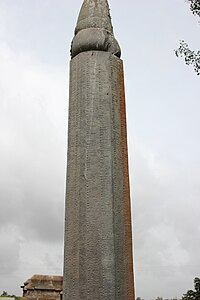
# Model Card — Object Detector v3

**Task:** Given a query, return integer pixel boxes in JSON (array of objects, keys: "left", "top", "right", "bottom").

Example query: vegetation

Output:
[
  {"left": 182, "top": 277, "right": 200, "bottom": 300},
  {"left": 0, "top": 291, "right": 21, "bottom": 300},
  {"left": 175, "top": 41, "right": 200, "bottom": 75},
  {"left": 135, "top": 278, "right": 200, "bottom": 300},
  {"left": 187, "top": 0, "right": 200, "bottom": 17},
  {"left": 176, "top": 0, "right": 200, "bottom": 74}
]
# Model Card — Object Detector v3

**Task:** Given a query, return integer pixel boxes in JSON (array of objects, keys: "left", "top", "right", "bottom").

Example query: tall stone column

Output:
[{"left": 63, "top": 1, "right": 135, "bottom": 299}]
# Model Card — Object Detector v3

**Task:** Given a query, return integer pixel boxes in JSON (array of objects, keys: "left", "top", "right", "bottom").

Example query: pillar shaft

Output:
[{"left": 63, "top": 51, "right": 134, "bottom": 300}]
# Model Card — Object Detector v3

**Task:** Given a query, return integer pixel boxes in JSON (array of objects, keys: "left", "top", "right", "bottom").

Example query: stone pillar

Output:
[{"left": 63, "top": 1, "right": 134, "bottom": 299}]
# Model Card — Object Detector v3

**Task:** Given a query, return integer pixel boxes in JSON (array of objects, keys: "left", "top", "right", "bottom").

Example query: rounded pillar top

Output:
[
  {"left": 75, "top": 0, "right": 113, "bottom": 34},
  {"left": 71, "top": 0, "right": 121, "bottom": 58}
]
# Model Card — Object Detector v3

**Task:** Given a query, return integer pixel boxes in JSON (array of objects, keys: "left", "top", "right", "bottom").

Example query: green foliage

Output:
[
  {"left": 0, "top": 291, "right": 21, "bottom": 299},
  {"left": 175, "top": 0, "right": 200, "bottom": 75},
  {"left": 1, "top": 291, "right": 8, "bottom": 297},
  {"left": 187, "top": 0, "right": 200, "bottom": 17},
  {"left": 175, "top": 41, "right": 200, "bottom": 75},
  {"left": 182, "top": 277, "right": 200, "bottom": 300}
]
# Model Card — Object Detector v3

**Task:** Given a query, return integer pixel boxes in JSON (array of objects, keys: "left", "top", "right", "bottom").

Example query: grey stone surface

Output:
[
  {"left": 75, "top": 0, "right": 113, "bottom": 34},
  {"left": 71, "top": 28, "right": 121, "bottom": 59},
  {"left": 71, "top": 0, "right": 121, "bottom": 58},
  {"left": 63, "top": 1, "right": 134, "bottom": 299},
  {"left": 63, "top": 51, "right": 134, "bottom": 300}
]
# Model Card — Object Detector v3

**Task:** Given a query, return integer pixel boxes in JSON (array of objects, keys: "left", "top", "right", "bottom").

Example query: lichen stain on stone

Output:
[{"left": 118, "top": 63, "right": 135, "bottom": 300}]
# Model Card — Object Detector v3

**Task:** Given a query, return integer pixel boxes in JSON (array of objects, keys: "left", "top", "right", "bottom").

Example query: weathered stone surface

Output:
[
  {"left": 21, "top": 275, "right": 62, "bottom": 300},
  {"left": 71, "top": 28, "right": 121, "bottom": 59},
  {"left": 63, "top": 1, "right": 134, "bottom": 299},
  {"left": 63, "top": 50, "right": 134, "bottom": 300},
  {"left": 75, "top": 0, "right": 113, "bottom": 34},
  {"left": 71, "top": 0, "right": 121, "bottom": 58}
]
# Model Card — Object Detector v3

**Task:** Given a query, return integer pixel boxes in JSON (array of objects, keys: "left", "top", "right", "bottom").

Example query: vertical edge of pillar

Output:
[
  {"left": 110, "top": 54, "right": 135, "bottom": 300},
  {"left": 119, "top": 61, "right": 135, "bottom": 300}
]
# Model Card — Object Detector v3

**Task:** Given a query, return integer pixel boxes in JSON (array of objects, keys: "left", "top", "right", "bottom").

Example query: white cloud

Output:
[
  {"left": 0, "top": 5, "right": 67, "bottom": 295},
  {"left": 130, "top": 142, "right": 200, "bottom": 299}
]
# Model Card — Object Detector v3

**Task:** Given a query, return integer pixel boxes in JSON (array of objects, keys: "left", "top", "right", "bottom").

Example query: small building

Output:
[{"left": 21, "top": 275, "right": 63, "bottom": 300}]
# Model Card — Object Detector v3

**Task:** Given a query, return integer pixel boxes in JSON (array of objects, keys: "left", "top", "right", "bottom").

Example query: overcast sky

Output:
[{"left": 0, "top": 0, "right": 200, "bottom": 299}]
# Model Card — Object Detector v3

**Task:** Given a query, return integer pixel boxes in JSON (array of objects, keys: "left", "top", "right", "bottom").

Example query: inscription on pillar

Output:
[{"left": 64, "top": 51, "right": 134, "bottom": 300}]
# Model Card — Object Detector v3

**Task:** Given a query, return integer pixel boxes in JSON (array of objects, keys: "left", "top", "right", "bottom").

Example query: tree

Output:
[
  {"left": 175, "top": 41, "right": 200, "bottom": 75},
  {"left": 0, "top": 291, "right": 21, "bottom": 299},
  {"left": 0, "top": 291, "right": 8, "bottom": 297},
  {"left": 176, "top": 0, "right": 200, "bottom": 75},
  {"left": 182, "top": 277, "right": 200, "bottom": 300},
  {"left": 187, "top": 0, "right": 200, "bottom": 17}
]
